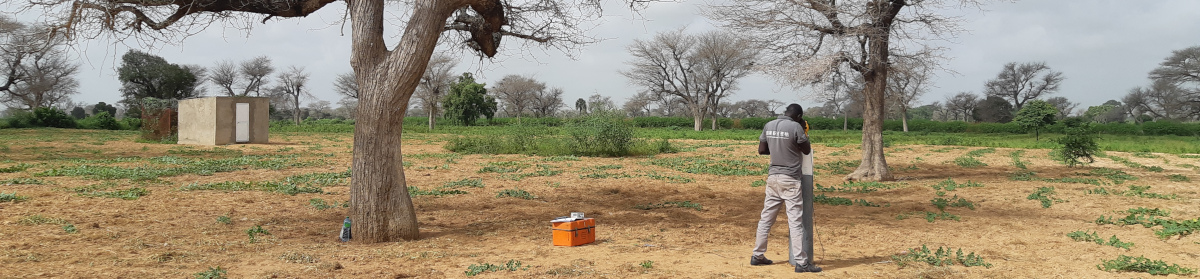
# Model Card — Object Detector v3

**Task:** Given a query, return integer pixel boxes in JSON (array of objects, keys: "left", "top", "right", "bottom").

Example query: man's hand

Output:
[
  {"left": 758, "top": 141, "right": 770, "bottom": 155},
  {"left": 800, "top": 141, "right": 811, "bottom": 155}
]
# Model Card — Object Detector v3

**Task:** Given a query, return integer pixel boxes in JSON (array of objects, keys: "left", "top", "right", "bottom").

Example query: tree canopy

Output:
[
  {"left": 1013, "top": 99, "right": 1057, "bottom": 141},
  {"left": 442, "top": 73, "right": 496, "bottom": 126},
  {"left": 117, "top": 50, "right": 200, "bottom": 103}
]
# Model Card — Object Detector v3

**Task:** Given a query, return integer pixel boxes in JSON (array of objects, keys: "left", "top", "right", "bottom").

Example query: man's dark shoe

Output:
[
  {"left": 795, "top": 264, "right": 823, "bottom": 273},
  {"left": 750, "top": 255, "right": 773, "bottom": 266}
]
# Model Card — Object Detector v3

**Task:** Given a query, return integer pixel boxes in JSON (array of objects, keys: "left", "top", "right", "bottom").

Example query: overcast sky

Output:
[{"left": 38, "top": 0, "right": 1200, "bottom": 113}]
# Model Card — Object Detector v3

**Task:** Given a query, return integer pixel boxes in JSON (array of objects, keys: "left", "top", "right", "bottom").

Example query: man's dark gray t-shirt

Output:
[{"left": 760, "top": 116, "right": 809, "bottom": 179}]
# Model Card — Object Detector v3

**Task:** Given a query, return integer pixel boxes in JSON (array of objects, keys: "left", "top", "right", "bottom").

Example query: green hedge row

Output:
[{"left": 1, "top": 108, "right": 139, "bottom": 130}]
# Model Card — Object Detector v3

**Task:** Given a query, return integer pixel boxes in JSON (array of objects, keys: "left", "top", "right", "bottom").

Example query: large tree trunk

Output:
[
  {"left": 901, "top": 107, "right": 908, "bottom": 132},
  {"left": 691, "top": 105, "right": 703, "bottom": 131},
  {"left": 293, "top": 96, "right": 301, "bottom": 125},
  {"left": 427, "top": 109, "right": 435, "bottom": 130},
  {"left": 846, "top": 1, "right": 901, "bottom": 182},
  {"left": 347, "top": 0, "right": 456, "bottom": 243}
]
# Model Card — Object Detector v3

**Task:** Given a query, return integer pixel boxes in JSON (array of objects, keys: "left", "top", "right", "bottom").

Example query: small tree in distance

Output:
[
  {"left": 442, "top": 73, "right": 495, "bottom": 126},
  {"left": 1013, "top": 99, "right": 1058, "bottom": 141},
  {"left": 1055, "top": 118, "right": 1098, "bottom": 167}
]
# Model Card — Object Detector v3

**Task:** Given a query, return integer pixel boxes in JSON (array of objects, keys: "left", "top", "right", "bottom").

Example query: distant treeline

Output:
[{"left": 267, "top": 116, "right": 1200, "bottom": 137}]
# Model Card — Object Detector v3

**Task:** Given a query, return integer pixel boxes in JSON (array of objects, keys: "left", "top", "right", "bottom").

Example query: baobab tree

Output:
[
  {"left": 707, "top": 0, "right": 977, "bottom": 181},
  {"left": 18, "top": 0, "right": 659, "bottom": 243},
  {"left": 984, "top": 62, "right": 1064, "bottom": 111}
]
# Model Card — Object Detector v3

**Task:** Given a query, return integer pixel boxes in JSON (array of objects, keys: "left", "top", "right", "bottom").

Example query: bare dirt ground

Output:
[{"left": 1, "top": 129, "right": 1198, "bottom": 278}]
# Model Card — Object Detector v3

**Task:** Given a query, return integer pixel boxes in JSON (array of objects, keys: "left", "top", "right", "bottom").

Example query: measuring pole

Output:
[{"left": 789, "top": 151, "right": 815, "bottom": 266}]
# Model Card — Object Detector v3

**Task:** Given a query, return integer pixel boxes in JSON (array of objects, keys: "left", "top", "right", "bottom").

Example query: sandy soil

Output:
[{"left": 1, "top": 129, "right": 1198, "bottom": 278}]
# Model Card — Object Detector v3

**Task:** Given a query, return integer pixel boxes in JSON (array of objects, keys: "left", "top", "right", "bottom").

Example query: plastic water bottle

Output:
[{"left": 339, "top": 217, "right": 352, "bottom": 242}]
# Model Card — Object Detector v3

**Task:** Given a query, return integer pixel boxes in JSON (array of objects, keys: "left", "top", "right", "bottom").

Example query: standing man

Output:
[{"left": 750, "top": 104, "right": 821, "bottom": 273}]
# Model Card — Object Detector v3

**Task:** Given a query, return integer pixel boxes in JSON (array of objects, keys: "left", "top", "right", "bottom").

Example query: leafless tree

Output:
[
  {"left": 0, "top": 16, "right": 79, "bottom": 110},
  {"left": 530, "top": 87, "right": 563, "bottom": 117},
  {"left": 272, "top": 66, "right": 312, "bottom": 125},
  {"left": 491, "top": 74, "right": 544, "bottom": 122},
  {"left": 239, "top": 56, "right": 273, "bottom": 97},
  {"left": 944, "top": 92, "right": 979, "bottom": 122},
  {"left": 1147, "top": 46, "right": 1200, "bottom": 120},
  {"left": 623, "top": 29, "right": 757, "bottom": 130},
  {"left": 1044, "top": 96, "right": 1077, "bottom": 120},
  {"left": 207, "top": 56, "right": 273, "bottom": 97},
  {"left": 623, "top": 91, "right": 655, "bottom": 117},
  {"left": 209, "top": 60, "right": 238, "bottom": 96},
  {"left": 413, "top": 53, "right": 456, "bottom": 129},
  {"left": 886, "top": 56, "right": 932, "bottom": 132},
  {"left": 333, "top": 72, "right": 359, "bottom": 99},
  {"left": 693, "top": 31, "right": 758, "bottom": 130},
  {"left": 984, "top": 62, "right": 1064, "bottom": 111},
  {"left": 24, "top": 0, "right": 660, "bottom": 243},
  {"left": 707, "top": 0, "right": 977, "bottom": 181},
  {"left": 732, "top": 99, "right": 775, "bottom": 118},
  {"left": 1125, "top": 79, "right": 1197, "bottom": 121},
  {"left": 587, "top": 93, "right": 616, "bottom": 113}
]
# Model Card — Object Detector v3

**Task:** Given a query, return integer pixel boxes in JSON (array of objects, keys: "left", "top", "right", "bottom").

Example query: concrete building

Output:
[{"left": 177, "top": 97, "right": 270, "bottom": 145}]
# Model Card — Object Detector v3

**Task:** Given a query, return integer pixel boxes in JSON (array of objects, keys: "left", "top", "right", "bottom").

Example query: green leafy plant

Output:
[
  {"left": 1027, "top": 187, "right": 1065, "bottom": 208},
  {"left": 1013, "top": 100, "right": 1058, "bottom": 141},
  {"left": 931, "top": 195, "right": 975, "bottom": 211},
  {"left": 444, "top": 178, "right": 485, "bottom": 188},
  {"left": 637, "top": 171, "right": 693, "bottom": 183},
  {"left": 1067, "top": 230, "right": 1133, "bottom": 250},
  {"left": 891, "top": 245, "right": 991, "bottom": 268},
  {"left": 63, "top": 224, "right": 78, "bottom": 234},
  {"left": 1097, "top": 255, "right": 1195, "bottom": 275},
  {"left": 1095, "top": 207, "right": 1199, "bottom": 239},
  {"left": 496, "top": 188, "right": 537, "bottom": 200},
  {"left": 646, "top": 156, "right": 767, "bottom": 176},
  {"left": 408, "top": 186, "right": 469, "bottom": 197},
  {"left": 816, "top": 181, "right": 898, "bottom": 193},
  {"left": 194, "top": 266, "right": 227, "bottom": 279},
  {"left": 180, "top": 180, "right": 322, "bottom": 195},
  {"left": 750, "top": 179, "right": 765, "bottom": 187},
  {"left": 640, "top": 260, "right": 654, "bottom": 269},
  {"left": 952, "top": 156, "right": 986, "bottom": 168},
  {"left": 1009, "top": 150, "right": 1028, "bottom": 169},
  {"left": 0, "top": 163, "right": 32, "bottom": 173},
  {"left": 896, "top": 211, "right": 960, "bottom": 223},
  {"left": 309, "top": 198, "right": 348, "bottom": 210},
  {"left": 216, "top": 215, "right": 232, "bottom": 225},
  {"left": 246, "top": 225, "right": 271, "bottom": 243},
  {"left": 1, "top": 177, "right": 49, "bottom": 185},
  {"left": 465, "top": 260, "right": 528, "bottom": 276},
  {"left": 1168, "top": 174, "right": 1190, "bottom": 182},
  {"left": 814, "top": 194, "right": 882, "bottom": 207},
  {"left": 0, "top": 192, "right": 29, "bottom": 203},
  {"left": 1087, "top": 168, "right": 1137, "bottom": 184},
  {"left": 930, "top": 178, "right": 983, "bottom": 192}
]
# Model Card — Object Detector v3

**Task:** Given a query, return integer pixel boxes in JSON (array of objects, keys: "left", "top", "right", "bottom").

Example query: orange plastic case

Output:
[{"left": 551, "top": 218, "right": 595, "bottom": 246}]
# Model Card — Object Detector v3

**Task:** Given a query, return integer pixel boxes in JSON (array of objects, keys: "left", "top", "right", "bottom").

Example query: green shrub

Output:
[
  {"left": 78, "top": 112, "right": 121, "bottom": 130},
  {"left": 0, "top": 192, "right": 29, "bottom": 203},
  {"left": 891, "top": 245, "right": 991, "bottom": 268},
  {"left": 1055, "top": 119, "right": 1099, "bottom": 167},
  {"left": 1097, "top": 255, "right": 1195, "bottom": 275},
  {"left": 1027, "top": 187, "right": 1064, "bottom": 208},
  {"left": 496, "top": 188, "right": 537, "bottom": 200},
  {"left": 566, "top": 114, "right": 634, "bottom": 156},
  {"left": 5, "top": 108, "right": 77, "bottom": 128},
  {"left": 194, "top": 266, "right": 227, "bottom": 279}
]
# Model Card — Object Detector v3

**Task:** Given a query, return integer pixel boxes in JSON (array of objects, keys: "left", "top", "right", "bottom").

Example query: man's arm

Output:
[
  {"left": 800, "top": 141, "right": 811, "bottom": 155},
  {"left": 759, "top": 141, "right": 770, "bottom": 155}
]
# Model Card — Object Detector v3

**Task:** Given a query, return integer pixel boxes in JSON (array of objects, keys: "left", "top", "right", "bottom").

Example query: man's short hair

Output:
[{"left": 784, "top": 104, "right": 804, "bottom": 118}]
